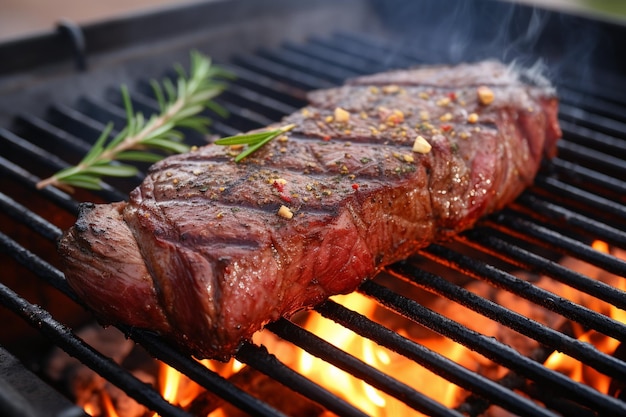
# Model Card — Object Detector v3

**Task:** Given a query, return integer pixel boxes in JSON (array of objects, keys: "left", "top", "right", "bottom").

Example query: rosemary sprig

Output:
[
  {"left": 36, "top": 50, "right": 230, "bottom": 192},
  {"left": 214, "top": 123, "right": 296, "bottom": 162}
]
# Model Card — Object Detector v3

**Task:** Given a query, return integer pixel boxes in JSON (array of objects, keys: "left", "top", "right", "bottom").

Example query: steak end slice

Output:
[{"left": 59, "top": 61, "right": 561, "bottom": 359}]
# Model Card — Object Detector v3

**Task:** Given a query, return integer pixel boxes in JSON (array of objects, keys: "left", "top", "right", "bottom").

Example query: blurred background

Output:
[
  {"left": 1, "top": 0, "right": 625, "bottom": 43},
  {"left": 0, "top": 0, "right": 191, "bottom": 41}
]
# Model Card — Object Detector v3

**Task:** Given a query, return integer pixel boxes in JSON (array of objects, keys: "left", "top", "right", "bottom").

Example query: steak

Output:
[{"left": 59, "top": 61, "right": 561, "bottom": 359}]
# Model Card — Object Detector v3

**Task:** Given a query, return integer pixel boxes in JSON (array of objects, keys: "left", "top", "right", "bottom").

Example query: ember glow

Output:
[
  {"left": 542, "top": 241, "right": 625, "bottom": 397},
  {"left": 82, "top": 240, "right": 625, "bottom": 417}
]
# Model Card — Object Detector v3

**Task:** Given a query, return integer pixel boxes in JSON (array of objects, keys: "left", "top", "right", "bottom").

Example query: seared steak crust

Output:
[{"left": 59, "top": 61, "right": 561, "bottom": 359}]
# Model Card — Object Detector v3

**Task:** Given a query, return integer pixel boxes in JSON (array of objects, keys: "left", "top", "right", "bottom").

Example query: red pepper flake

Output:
[
  {"left": 272, "top": 181, "right": 285, "bottom": 192},
  {"left": 322, "top": 135, "right": 331, "bottom": 141},
  {"left": 280, "top": 195, "right": 292, "bottom": 203},
  {"left": 352, "top": 183, "right": 359, "bottom": 190},
  {"left": 441, "top": 124, "right": 452, "bottom": 132},
  {"left": 448, "top": 92, "right": 457, "bottom": 101}
]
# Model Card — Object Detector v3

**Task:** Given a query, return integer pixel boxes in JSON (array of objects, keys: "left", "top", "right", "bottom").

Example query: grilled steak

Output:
[{"left": 59, "top": 61, "right": 561, "bottom": 359}]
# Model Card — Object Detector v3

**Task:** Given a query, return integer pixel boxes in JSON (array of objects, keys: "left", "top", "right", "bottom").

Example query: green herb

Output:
[
  {"left": 36, "top": 51, "right": 230, "bottom": 192},
  {"left": 214, "top": 123, "right": 296, "bottom": 162}
]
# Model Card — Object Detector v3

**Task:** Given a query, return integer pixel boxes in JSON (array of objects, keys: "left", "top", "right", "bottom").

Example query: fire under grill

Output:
[{"left": 1, "top": 0, "right": 626, "bottom": 416}]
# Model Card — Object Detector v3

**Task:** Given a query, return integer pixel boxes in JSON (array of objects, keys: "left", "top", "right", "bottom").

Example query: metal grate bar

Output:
[
  {"left": 0, "top": 192, "right": 62, "bottom": 241},
  {"left": 311, "top": 34, "right": 407, "bottom": 68},
  {"left": 256, "top": 47, "right": 357, "bottom": 84},
  {"left": 560, "top": 122, "right": 626, "bottom": 162},
  {"left": 317, "top": 297, "right": 560, "bottom": 417},
  {"left": 0, "top": 127, "right": 76, "bottom": 172},
  {"left": 523, "top": 176, "right": 626, "bottom": 219},
  {"left": 557, "top": 140, "right": 626, "bottom": 178},
  {"left": 356, "top": 280, "right": 626, "bottom": 416},
  {"left": 266, "top": 318, "right": 464, "bottom": 417},
  {"left": 221, "top": 63, "right": 309, "bottom": 106},
  {"left": 124, "top": 330, "right": 289, "bottom": 417},
  {"left": 330, "top": 32, "right": 418, "bottom": 68},
  {"left": 460, "top": 227, "right": 626, "bottom": 307},
  {"left": 558, "top": 87, "right": 626, "bottom": 123},
  {"left": 387, "top": 260, "right": 626, "bottom": 381},
  {"left": 47, "top": 104, "right": 108, "bottom": 143},
  {"left": 421, "top": 244, "right": 626, "bottom": 342},
  {"left": 0, "top": 155, "right": 79, "bottom": 214},
  {"left": 514, "top": 193, "right": 626, "bottom": 247},
  {"left": 235, "top": 342, "right": 368, "bottom": 417},
  {"left": 550, "top": 158, "right": 626, "bottom": 196},
  {"left": 284, "top": 39, "right": 385, "bottom": 75},
  {"left": 0, "top": 128, "right": 128, "bottom": 202},
  {"left": 14, "top": 114, "right": 93, "bottom": 156},
  {"left": 0, "top": 256, "right": 192, "bottom": 417},
  {"left": 218, "top": 84, "right": 298, "bottom": 120},
  {"left": 559, "top": 103, "right": 626, "bottom": 140},
  {"left": 287, "top": 34, "right": 409, "bottom": 76},
  {"left": 232, "top": 54, "right": 332, "bottom": 91},
  {"left": 75, "top": 95, "right": 128, "bottom": 128},
  {"left": 488, "top": 211, "right": 626, "bottom": 277}
]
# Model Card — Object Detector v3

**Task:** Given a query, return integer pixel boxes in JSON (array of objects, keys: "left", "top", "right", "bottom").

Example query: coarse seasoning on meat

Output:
[{"left": 59, "top": 61, "right": 561, "bottom": 359}]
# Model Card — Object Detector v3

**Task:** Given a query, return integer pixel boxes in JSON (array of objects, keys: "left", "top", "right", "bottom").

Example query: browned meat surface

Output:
[{"left": 59, "top": 61, "right": 561, "bottom": 359}]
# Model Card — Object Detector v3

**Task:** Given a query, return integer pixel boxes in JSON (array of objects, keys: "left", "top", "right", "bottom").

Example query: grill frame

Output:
[{"left": 2, "top": 1, "right": 626, "bottom": 416}]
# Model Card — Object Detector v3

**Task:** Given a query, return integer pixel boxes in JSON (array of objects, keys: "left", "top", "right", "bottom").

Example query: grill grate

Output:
[{"left": 2, "top": 2, "right": 626, "bottom": 416}]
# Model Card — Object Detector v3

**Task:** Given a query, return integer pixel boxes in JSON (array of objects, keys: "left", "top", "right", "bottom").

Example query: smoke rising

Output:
[{"left": 372, "top": 0, "right": 622, "bottom": 90}]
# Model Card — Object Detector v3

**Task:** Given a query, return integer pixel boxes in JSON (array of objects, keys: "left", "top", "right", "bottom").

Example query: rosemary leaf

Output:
[
  {"left": 36, "top": 51, "right": 230, "bottom": 192},
  {"left": 175, "top": 117, "right": 212, "bottom": 133},
  {"left": 151, "top": 80, "right": 167, "bottom": 112},
  {"left": 105, "top": 128, "right": 129, "bottom": 151},
  {"left": 214, "top": 130, "right": 280, "bottom": 146},
  {"left": 82, "top": 123, "right": 113, "bottom": 165},
  {"left": 83, "top": 164, "right": 139, "bottom": 177},
  {"left": 234, "top": 135, "right": 275, "bottom": 162},
  {"left": 116, "top": 151, "right": 164, "bottom": 163},
  {"left": 214, "top": 123, "right": 296, "bottom": 162},
  {"left": 163, "top": 78, "right": 177, "bottom": 102},
  {"left": 61, "top": 175, "right": 107, "bottom": 190},
  {"left": 204, "top": 101, "right": 229, "bottom": 118},
  {"left": 169, "top": 105, "right": 206, "bottom": 123}
]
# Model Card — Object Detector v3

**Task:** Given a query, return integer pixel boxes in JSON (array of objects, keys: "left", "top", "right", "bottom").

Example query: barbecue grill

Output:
[{"left": 2, "top": 0, "right": 626, "bottom": 416}]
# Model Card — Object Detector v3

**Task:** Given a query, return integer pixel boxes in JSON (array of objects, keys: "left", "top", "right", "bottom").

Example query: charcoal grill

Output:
[{"left": 2, "top": 0, "right": 626, "bottom": 416}]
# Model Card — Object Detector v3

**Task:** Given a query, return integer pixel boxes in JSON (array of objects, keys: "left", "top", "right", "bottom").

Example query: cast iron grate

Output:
[{"left": 1, "top": 25, "right": 626, "bottom": 417}]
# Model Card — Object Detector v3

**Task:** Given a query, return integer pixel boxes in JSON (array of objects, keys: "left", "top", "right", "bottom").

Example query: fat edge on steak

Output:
[{"left": 59, "top": 61, "right": 561, "bottom": 359}]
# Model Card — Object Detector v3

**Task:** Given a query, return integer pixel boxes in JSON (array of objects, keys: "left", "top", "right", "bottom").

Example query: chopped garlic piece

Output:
[
  {"left": 334, "top": 107, "right": 351, "bottom": 123},
  {"left": 277, "top": 205, "right": 293, "bottom": 219},
  {"left": 412, "top": 135, "right": 432, "bottom": 154},
  {"left": 477, "top": 86, "right": 494, "bottom": 105},
  {"left": 403, "top": 154, "right": 414, "bottom": 163},
  {"left": 440, "top": 112, "right": 453, "bottom": 122},
  {"left": 382, "top": 85, "right": 400, "bottom": 94},
  {"left": 436, "top": 97, "right": 451, "bottom": 107},
  {"left": 467, "top": 113, "right": 479, "bottom": 123}
]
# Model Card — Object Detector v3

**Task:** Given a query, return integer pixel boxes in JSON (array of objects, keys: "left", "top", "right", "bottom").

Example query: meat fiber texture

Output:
[{"left": 59, "top": 61, "right": 561, "bottom": 359}]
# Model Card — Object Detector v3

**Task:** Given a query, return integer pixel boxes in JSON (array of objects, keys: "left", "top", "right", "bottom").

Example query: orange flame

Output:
[
  {"left": 83, "top": 402, "right": 97, "bottom": 417},
  {"left": 86, "top": 240, "right": 626, "bottom": 416},
  {"left": 101, "top": 391, "right": 120, "bottom": 417},
  {"left": 543, "top": 240, "right": 624, "bottom": 395}
]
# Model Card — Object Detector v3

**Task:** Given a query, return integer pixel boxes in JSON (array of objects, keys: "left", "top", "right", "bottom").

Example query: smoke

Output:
[{"left": 372, "top": 0, "right": 619, "bottom": 88}]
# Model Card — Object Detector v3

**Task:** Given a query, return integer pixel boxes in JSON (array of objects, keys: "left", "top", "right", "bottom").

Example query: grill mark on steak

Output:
[{"left": 59, "top": 61, "right": 561, "bottom": 359}]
